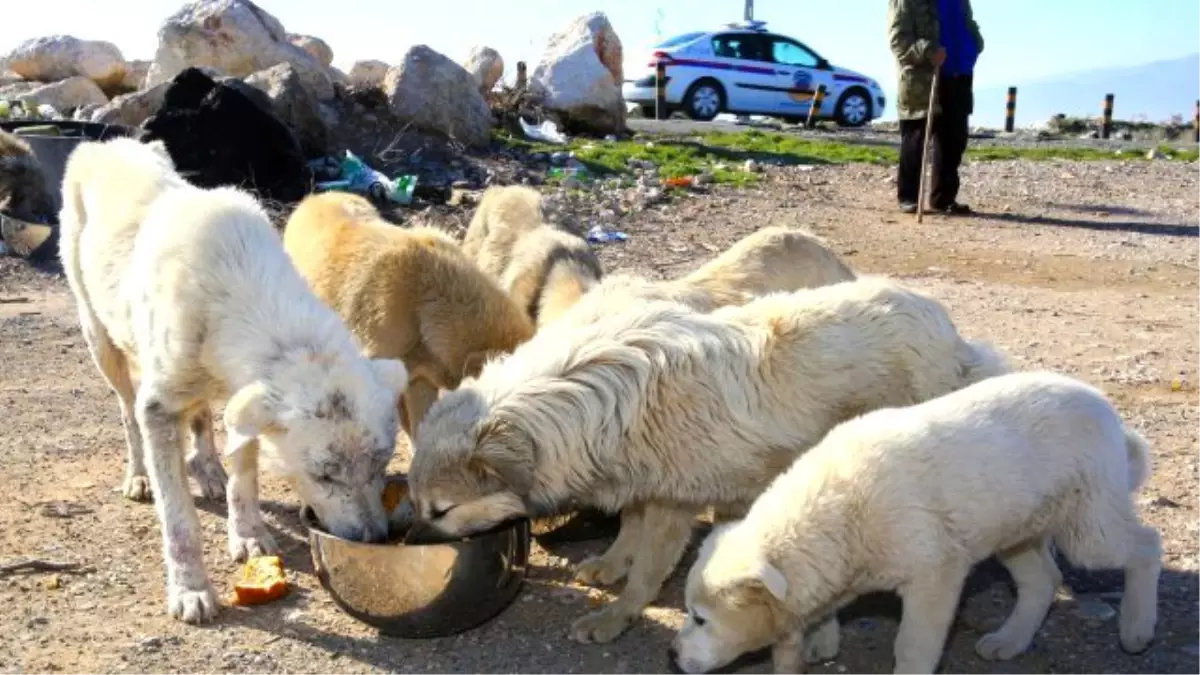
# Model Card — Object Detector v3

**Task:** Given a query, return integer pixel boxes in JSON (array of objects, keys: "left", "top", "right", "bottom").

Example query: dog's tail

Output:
[
  {"left": 1123, "top": 426, "right": 1153, "bottom": 493},
  {"left": 955, "top": 338, "right": 1012, "bottom": 386}
]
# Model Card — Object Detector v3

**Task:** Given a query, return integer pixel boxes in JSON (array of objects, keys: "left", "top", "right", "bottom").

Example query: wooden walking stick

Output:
[{"left": 916, "top": 65, "right": 941, "bottom": 224}]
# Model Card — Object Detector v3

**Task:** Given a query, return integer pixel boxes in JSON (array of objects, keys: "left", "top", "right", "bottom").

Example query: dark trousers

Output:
[{"left": 898, "top": 74, "right": 973, "bottom": 208}]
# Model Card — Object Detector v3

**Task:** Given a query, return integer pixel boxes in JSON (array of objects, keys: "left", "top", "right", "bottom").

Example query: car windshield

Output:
[{"left": 655, "top": 32, "right": 707, "bottom": 49}]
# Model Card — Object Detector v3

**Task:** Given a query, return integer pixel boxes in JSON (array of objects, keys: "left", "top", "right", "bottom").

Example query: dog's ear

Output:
[
  {"left": 223, "top": 382, "right": 278, "bottom": 457},
  {"left": 739, "top": 557, "right": 789, "bottom": 603},
  {"left": 372, "top": 357, "right": 410, "bottom": 397},
  {"left": 469, "top": 416, "right": 535, "bottom": 492},
  {"left": 462, "top": 350, "right": 502, "bottom": 380}
]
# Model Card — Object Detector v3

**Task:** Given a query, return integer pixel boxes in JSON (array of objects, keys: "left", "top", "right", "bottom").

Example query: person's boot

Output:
[{"left": 899, "top": 200, "right": 918, "bottom": 214}]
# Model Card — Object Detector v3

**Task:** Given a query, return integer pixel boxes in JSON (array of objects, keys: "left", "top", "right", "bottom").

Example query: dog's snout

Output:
[{"left": 362, "top": 521, "right": 389, "bottom": 544}]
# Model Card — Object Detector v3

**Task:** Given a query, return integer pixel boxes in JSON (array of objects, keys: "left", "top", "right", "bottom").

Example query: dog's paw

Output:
[
  {"left": 570, "top": 608, "right": 635, "bottom": 644},
  {"left": 574, "top": 554, "right": 631, "bottom": 586},
  {"left": 1118, "top": 615, "right": 1155, "bottom": 654},
  {"left": 186, "top": 453, "right": 228, "bottom": 501},
  {"left": 122, "top": 474, "right": 153, "bottom": 502},
  {"left": 167, "top": 583, "right": 219, "bottom": 624},
  {"left": 228, "top": 529, "right": 279, "bottom": 562},
  {"left": 974, "top": 631, "right": 1031, "bottom": 661}
]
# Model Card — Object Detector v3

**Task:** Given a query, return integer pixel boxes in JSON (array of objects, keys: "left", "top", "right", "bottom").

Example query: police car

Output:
[{"left": 623, "top": 20, "right": 886, "bottom": 127}]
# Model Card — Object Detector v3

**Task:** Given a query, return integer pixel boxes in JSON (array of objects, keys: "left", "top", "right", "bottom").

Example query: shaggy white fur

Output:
[
  {"left": 58, "top": 137, "right": 408, "bottom": 624},
  {"left": 407, "top": 275, "right": 1009, "bottom": 643},
  {"left": 675, "top": 371, "right": 1160, "bottom": 674}
]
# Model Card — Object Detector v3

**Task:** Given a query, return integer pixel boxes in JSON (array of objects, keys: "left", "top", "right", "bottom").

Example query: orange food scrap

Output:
[
  {"left": 232, "top": 555, "right": 289, "bottom": 606},
  {"left": 381, "top": 481, "right": 408, "bottom": 513}
]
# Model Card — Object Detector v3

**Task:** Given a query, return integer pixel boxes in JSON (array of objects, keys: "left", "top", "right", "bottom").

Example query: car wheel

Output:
[
  {"left": 835, "top": 88, "right": 872, "bottom": 127},
  {"left": 683, "top": 79, "right": 724, "bottom": 122}
]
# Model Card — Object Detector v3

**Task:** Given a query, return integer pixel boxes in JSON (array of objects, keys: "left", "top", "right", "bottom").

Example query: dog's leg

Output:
[
  {"left": 135, "top": 384, "right": 218, "bottom": 624},
  {"left": 225, "top": 438, "right": 279, "bottom": 562},
  {"left": 401, "top": 378, "right": 440, "bottom": 437},
  {"left": 574, "top": 502, "right": 645, "bottom": 586},
  {"left": 892, "top": 565, "right": 966, "bottom": 674},
  {"left": 570, "top": 501, "right": 695, "bottom": 643},
  {"left": 186, "top": 407, "right": 227, "bottom": 501},
  {"left": 773, "top": 624, "right": 807, "bottom": 674},
  {"left": 78, "top": 317, "right": 151, "bottom": 502},
  {"left": 804, "top": 615, "right": 840, "bottom": 663},
  {"left": 1118, "top": 524, "right": 1161, "bottom": 654},
  {"left": 975, "top": 538, "right": 1058, "bottom": 660}
]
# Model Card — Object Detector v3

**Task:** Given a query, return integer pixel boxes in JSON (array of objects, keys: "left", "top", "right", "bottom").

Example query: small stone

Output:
[
  {"left": 137, "top": 636, "right": 163, "bottom": 651},
  {"left": 744, "top": 159, "right": 760, "bottom": 172},
  {"left": 41, "top": 576, "right": 61, "bottom": 590},
  {"left": 695, "top": 172, "right": 714, "bottom": 185},
  {"left": 1072, "top": 598, "right": 1116, "bottom": 622}
]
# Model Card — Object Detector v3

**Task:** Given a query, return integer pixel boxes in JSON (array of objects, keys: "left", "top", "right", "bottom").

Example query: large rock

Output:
[
  {"left": 288, "top": 34, "right": 332, "bottom": 68},
  {"left": 382, "top": 46, "right": 492, "bottom": 148},
  {"left": 531, "top": 12, "right": 626, "bottom": 134},
  {"left": 122, "top": 59, "right": 151, "bottom": 90},
  {"left": 16, "top": 76, "right": 109, "bottom": 112},
  {"left": 144, "top": 0, "right": 333, "bottom": 101},
  {"left": 0, "top": 36, "right": 127, "bottom": 91},
  {"left": 141, "top": 67, "right": 310, "bottom": 203},
  {"left": 244, "top": 62, "right": 331, "bottom": 157},
  {"left": 348, "top": 60, "right": 388, "bottom": 88},
  {"left": 90, "top": 83, "right": 169, "bottom": 127},
  {"left": 463, "top": 46, "right": 504, "bottom": 94}
]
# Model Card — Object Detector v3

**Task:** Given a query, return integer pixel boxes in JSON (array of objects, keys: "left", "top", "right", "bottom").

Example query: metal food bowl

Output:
[{"left": 302, "top": 477, "right": 530, "bottom": 639}]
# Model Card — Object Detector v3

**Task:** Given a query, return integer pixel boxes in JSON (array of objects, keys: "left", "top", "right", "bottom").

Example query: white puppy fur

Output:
[
  {"left": 674, "top": 371, "right": 1161, "bottom": 674},
  {"left": 406, "top": 275, "right": 1008, "bottom": 644},
  {"left": 58, "top": 137, "right": 408, "bottom": 624}
]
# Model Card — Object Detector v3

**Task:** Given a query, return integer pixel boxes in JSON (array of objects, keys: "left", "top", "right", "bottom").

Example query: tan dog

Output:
[
  {"left": 463, "top": 185, "right": 603, "bottom": 326},
  {"left": 283, "top": 191, "right": 535, "bottom": 436}
]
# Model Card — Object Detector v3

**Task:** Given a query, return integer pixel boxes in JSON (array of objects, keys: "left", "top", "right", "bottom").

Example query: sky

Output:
[{"left": 2, "top": 0, "right": 1198, "bottom": 111}]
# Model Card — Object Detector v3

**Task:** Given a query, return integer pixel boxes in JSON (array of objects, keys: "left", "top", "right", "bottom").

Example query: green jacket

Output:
[{"left": 887, "top": 0, "right": 984, "bottom": 120}]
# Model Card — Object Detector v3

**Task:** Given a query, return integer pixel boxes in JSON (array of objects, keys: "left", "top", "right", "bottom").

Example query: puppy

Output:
[
  {"left": 406, "top": 276, "right": 1009, "bottom": 644},
  {"left": 675, "top": 225, "right": 857, "bottom": 311},
  {"left": 59, "top": 137, "right": 408, "bottom": 623},
  {"left": 673, "top": 371, "right": 1160, "bottom": 674},
  {"left": 283, "top": 191, "right": 535, "bottom": 435},
  {"left": 556, "top": 227, "right": 856, "bottom": 326},
  {"left": 463, "top": 184, "right": 602, "bottom": 326}
]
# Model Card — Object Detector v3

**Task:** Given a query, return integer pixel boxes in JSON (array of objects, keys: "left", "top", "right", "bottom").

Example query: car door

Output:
[
  {"left": 766, "top": 36, "right": 835, "bottom": 118},
  {"left": 709, "top": 32, "right": 777, "bottom": 114}
]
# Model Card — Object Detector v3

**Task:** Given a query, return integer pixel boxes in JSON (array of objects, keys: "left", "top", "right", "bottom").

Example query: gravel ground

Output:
[{"left": 0, "top": 154, "right": 1197, "bottom": 674}]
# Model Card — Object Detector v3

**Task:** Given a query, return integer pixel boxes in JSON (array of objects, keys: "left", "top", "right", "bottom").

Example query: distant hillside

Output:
[{"left": 971, "top": 54, "right": 1200, "bottom": 128}]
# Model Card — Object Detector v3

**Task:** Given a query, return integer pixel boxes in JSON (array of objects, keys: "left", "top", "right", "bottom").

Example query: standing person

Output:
[{"left": 888, "top": 0, "right": 984, "bottom": 215}]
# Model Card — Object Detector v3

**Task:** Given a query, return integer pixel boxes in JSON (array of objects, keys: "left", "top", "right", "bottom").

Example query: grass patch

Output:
[{"left": 494, "top": 129, "right": 1198, "bottom": 188}]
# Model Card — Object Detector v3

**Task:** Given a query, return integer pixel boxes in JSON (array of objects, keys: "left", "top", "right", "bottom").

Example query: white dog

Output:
[
  {"left": 58, "top": 137, "right": 408, "bottom": 623},
  {"left": 673, "top": 370, "right": 1161, "bottom": 674},
  {"left": 406, "top": 276, "right": 1008, "bottom": 643}
]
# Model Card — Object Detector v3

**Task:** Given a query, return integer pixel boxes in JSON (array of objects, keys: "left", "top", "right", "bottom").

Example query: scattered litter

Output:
[
  {"left": 743, "top": 159, "right": 761, "bottom": 172},
  {"left": 34, "top": 500, "right": 94, "bottom": 519},
  {"left": 12, "top": 124, "right": 62, "bottom": 137},
  {"left": 1170, "top": 377, "right": 1185, "bottom": 391},
  {"left": 314, "top": 150, "right": 416, "bottom": 205},
  {"left": 35, "top": 104, "right": 61, "bottom": 120},
  {"left": 586, "top": 224, "right": 628, "bottom": 244},
  {"left": 1072, "top": 598, "right": 1116, "bottom": 622},
  {"left": 0, "top": 100, "right": 9, "bottom": 118},
  {"left": 663, "top": 176, "right": 695, "bottom": 189},
  {"left": 520, "top": 117, "right": 568, "bottom": 145}
]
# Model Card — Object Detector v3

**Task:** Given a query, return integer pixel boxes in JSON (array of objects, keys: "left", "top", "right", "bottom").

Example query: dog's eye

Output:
[
  {"left": 692, "top": 614, "right": 707, "bottom": 627},
  {"left": 316, "top": 473, "right": 336, "bottom": 485},
  {"left": 429, "top": 505, "right": 455, "bottom": 519}
]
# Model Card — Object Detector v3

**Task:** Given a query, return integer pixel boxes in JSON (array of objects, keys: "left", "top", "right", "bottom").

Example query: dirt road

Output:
[{"left": 1, "top": 157, "right": 1196, "bottom": 673}]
